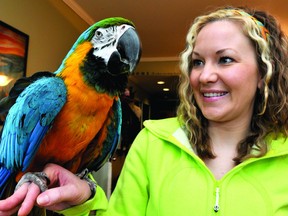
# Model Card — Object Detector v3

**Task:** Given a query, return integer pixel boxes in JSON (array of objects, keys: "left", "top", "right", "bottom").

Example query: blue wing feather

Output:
[
  {"left": 22, "top": 122, "right": 50, "bottom": 171},
  {"left": 0, "top": 167, "right": 11, "bottom": 196},
  {"left": 0, "top": 76, "right": 67, "bottom": 193}
]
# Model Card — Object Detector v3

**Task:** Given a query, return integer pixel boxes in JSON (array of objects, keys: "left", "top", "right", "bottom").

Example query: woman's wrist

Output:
[
  {"left": 77, "top": 169, "right": 97, "bottom": 201},
  {"left": 82, "top": 174, "right": 97, "bottom": 200},
  {"left": 56, "top": 172, "right": 100, "bottom": 216}
]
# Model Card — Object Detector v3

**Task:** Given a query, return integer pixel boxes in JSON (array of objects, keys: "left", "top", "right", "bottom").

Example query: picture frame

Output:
[{"left": 0, "top": 20, "right": 29, "bottom": 125}]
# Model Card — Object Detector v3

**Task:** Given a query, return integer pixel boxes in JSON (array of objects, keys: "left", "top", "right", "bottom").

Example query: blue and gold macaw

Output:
[{"left": 0, "top": 17, "right": 141, "bottom": 198}]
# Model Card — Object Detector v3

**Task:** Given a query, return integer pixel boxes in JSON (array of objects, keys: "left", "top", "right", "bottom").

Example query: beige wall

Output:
[{"left": 0, "top": 0, "right": 88, "bottom": 76}]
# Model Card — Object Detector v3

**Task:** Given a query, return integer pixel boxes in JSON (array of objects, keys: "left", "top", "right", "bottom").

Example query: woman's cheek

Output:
[{"left": 190, "top": 71, "right": 199, "bottom": 89}]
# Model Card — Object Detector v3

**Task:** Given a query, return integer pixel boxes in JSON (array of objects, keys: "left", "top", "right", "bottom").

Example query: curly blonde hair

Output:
[{"left": 177, "top": 6, "right": 288, "bottom": 163}]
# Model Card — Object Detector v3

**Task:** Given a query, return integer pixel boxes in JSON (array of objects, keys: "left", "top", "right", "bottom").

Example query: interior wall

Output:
[{"left": 0, "top": 0, "right": 88, "bottom": 76}]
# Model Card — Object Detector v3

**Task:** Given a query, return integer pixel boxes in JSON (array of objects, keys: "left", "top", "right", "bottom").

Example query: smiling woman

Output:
[
  {"left": 178, "top": 6, "right": 288, "bottom": 163},
  {"left": 190, "top": 20, "right": 260, "bottom": 126}
]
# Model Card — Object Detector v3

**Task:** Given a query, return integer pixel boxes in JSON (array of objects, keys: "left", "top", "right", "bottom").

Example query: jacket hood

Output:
[
  {"left": 143, "top": 117, "right": 181, "bottom": 140},
  {"left": 143, "top": 117, "right": 288, "bottom": 159}
]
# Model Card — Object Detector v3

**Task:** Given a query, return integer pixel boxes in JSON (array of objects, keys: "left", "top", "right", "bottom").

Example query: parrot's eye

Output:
[{"left": 95, "top": 30, "right": 103, "bottom": 38}]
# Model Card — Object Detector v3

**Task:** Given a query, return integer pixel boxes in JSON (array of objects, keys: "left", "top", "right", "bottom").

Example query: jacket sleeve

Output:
[{"left": 59, "top": 128, "right": 150, "bottom": 215}]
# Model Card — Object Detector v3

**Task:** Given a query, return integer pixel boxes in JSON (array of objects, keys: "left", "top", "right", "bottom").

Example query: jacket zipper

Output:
[{"left": 213, "top": 187, "right": 220, "bottom": 212}]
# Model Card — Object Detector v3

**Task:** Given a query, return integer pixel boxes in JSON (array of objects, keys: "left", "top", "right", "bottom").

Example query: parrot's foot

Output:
[{"left": 15, "top": 172, "right": 50, "bottom": 192}]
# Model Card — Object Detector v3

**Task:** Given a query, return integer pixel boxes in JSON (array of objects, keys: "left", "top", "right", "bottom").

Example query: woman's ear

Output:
[{"left": 257, "top": 73, "right": 263, "bottom": 89}]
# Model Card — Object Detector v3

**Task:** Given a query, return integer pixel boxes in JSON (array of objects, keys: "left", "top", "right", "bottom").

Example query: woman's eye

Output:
[
  {"left": 192, "top": 59, "right": 204, "bottom": 67},
  {"left": 219, "top": 56, "right": 234, "bottom": 64}
]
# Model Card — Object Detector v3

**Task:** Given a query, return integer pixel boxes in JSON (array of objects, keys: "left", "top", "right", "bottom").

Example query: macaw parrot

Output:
[{"left": 0, "top": 17, "right": 141, "bottom": 199}]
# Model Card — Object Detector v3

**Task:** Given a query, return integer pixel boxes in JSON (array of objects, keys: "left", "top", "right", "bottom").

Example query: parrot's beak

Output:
[{"left": 108, "top": 27, "right": 142, "bottom": 75}]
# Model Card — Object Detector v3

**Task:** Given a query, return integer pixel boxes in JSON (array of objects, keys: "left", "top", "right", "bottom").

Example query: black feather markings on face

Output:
[{"left": 80, "top": 48, "right": 128, "bottom": 96}]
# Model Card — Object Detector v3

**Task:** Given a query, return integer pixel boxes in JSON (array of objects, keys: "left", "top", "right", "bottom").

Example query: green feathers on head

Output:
[
  {"left": 81, "top": 17, "right": 135, "bottom": 43},
  {"left": 94, "top": 17, "right": 135, "bottom": 29}
]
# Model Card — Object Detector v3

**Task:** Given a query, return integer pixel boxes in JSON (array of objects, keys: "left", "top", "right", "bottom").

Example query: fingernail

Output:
[{"left": 37, "top": 194, "right": 50, "bottom": 205}]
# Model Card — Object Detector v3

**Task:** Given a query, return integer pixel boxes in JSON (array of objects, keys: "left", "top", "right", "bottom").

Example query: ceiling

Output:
[{"left": 62, "top": 0, "right": 288, "bottom": 101}]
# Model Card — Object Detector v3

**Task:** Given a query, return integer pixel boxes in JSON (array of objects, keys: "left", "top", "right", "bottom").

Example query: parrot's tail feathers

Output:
[{"left": 0, "top": 166, "right": 12, "bottom": 198}]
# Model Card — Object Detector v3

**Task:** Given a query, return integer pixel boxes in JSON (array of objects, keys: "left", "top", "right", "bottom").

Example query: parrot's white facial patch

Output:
[{"left": 91, "top": 24, "right": 134, "bottom": 64}]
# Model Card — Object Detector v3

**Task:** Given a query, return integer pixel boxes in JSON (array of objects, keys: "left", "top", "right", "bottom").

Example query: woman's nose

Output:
[{"left": 199, "top": 63, "right": 218, "bottom": 84}]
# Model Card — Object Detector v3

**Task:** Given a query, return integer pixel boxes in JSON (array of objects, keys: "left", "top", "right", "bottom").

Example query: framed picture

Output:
[{"left": 0, "top": 20, "right": 29, "bottom": 125}]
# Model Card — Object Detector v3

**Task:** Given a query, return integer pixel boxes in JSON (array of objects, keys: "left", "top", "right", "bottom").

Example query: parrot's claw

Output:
[
  {"left": 15, "top": 172, "right": 50, "bottom": 192},
  {"left": 76, "top": 168, "right": 89, "bottom": 179}
]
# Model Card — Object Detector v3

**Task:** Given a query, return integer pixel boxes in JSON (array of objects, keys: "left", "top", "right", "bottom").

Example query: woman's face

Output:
[{"left": 190, "top": 20, "right": 261, "bottom": 125}]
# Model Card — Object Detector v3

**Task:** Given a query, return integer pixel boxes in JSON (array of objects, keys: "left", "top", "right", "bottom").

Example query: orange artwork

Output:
[{"left": 0, "top": 20, "right": 29, "bottom": 124}]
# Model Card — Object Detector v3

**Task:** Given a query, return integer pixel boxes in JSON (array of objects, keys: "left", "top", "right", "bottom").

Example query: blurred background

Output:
[{"left": 1, "top": 0, "right": 287, "bottom": 194}]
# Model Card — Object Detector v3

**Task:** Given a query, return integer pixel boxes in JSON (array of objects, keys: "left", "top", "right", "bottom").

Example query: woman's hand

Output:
[
  {"left": 37, "top": 163, "right": 92, "bottom": 210},
  {"left": 0, "top": 163, "right": 92, "bottom": 216}
]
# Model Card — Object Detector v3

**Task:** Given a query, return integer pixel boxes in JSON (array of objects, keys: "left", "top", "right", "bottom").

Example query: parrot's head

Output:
[{"left": 60, "top": 17, "right": 142, "bottom": 96}]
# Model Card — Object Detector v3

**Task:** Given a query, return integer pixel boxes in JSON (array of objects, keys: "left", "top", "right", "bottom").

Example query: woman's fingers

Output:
[
  {"left": 0, "top": 182, "right": 28, "bottom": 210},
  {"left": 18, "top": 183, "right": 41, "bottom": 216},
  {"left": 0, "top": 182, "right": 40, "bottom": 216},
  {"left": 37, "top": 185, "right": 75, "bottom": 211}
]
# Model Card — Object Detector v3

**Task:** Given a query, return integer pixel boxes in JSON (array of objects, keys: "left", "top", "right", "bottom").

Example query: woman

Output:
[{"left": 1, "top": 6, "right": 288, "bottom": 216}]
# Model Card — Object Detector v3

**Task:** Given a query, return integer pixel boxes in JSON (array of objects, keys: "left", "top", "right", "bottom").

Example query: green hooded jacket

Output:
[{"left": 60, "top": 117, "right": 288, "bottom": 215}]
